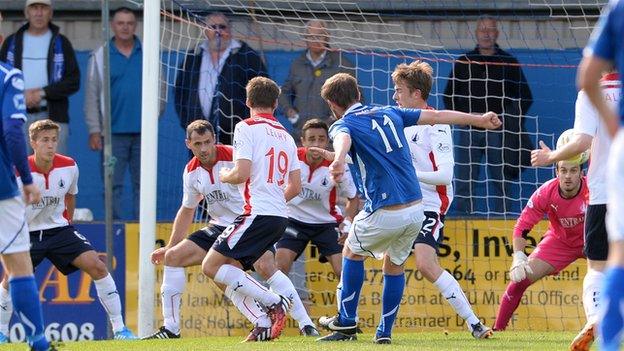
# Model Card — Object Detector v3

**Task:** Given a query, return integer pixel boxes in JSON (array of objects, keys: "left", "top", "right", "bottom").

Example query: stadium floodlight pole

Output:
[
  {"left": 100, "top": 0, "right": 114, "bottom": 338},
  {"left": 139, "top": 0, "right": 160, "bottom": 337}
]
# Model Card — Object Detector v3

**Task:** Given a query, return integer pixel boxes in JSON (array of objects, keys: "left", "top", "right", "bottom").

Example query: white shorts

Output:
[
  {"left": 346, "top": 202, "right": 425, "bottom": 265},
  {"left": 607, "top": 130, "right": 624, "bottom": 242},
  {"left": 0, "top": 196, "right": 31, "bottom": 255}
]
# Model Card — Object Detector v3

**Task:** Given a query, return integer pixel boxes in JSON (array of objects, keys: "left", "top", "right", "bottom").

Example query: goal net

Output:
[{"left": 138, "top": 0, "right": 605, "bottom": 337}]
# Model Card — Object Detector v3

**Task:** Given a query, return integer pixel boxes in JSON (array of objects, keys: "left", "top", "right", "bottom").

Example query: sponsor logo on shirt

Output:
[
  {"left": 32, "top": 196, "right": 60, "bottom": 209},
  {"left": 559, "top": 215, "right": 584, "bottom": 228},
  {"left": 204, "top": 190, "right": 230, "bottom": 205},
  {"left": 298, "top": 187, "right": 322, "bottom": 201}
]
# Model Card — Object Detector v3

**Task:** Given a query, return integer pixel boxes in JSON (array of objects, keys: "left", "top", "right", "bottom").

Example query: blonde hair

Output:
[
  {"left": 29, "top": 119, "right": 59, "bottom": 141},
  {"left": 391, "top": 60, "right": 434, "bottom": 100}
]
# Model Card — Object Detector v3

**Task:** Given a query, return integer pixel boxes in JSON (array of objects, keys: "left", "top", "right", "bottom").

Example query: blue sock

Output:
[
  {"left": 600, "top": 267, "right": 624, "bottom": 351},
  {"left": 10, "top": 276, "right": 48, "bottom": 351},
  {"left": 376, "top": 273, "right": 405, "bottom": 338},
  {"left": 338, "top": 258, "right": 364, "bottom": 326}
]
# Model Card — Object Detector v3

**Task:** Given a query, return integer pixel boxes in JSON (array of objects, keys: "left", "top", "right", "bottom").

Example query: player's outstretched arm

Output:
[
  {"left": 284, "top": 169, "right": 302, "bottom": 202},
  {"left": 418, "top": 110, "right": 502, "bottom": 130},
  {"left": 151, "top": 205, "right": 195, "bottom": 265},
  {"left": 531, "top": 134, "right": 592, "bottom": 167}
]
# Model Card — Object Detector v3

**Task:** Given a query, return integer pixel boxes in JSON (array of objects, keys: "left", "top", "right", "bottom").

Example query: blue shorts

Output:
[
  {"left": 276, "top": 219, "right": 342, "bottom": 260},
  {"left": 212, "top": 215, "right": 285, "bottom": 271},
  {"left": 30, "top": 225, "right": 94, "bottom": 275}
]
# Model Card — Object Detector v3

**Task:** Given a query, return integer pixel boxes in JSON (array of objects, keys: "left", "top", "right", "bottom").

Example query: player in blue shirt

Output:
[
  {"left": 316, "top": 72, "right": 501, "bottom": 343},
  {"left": 0, "top": 32, "right": 52, "bottom": 350},
  {"left": 578, "top": 1, "right": 624, "bottom": 350}
]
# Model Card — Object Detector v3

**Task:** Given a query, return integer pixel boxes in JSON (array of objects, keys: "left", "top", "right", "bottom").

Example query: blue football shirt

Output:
[
  {"left": 329, "top": 103, "right": 422, "bottom": 212},
  {"left": 585, "top": 0, "right": 624, "bottom": 123}
]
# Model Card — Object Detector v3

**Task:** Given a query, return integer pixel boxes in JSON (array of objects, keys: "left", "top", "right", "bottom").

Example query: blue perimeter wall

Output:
[{"left": 65, "top": 49, "right": 583, "bottom": 221}]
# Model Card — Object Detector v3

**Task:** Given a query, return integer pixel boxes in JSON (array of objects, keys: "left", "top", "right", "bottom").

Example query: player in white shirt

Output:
[
  {"left": 275, "top": 119, "right": 359, "bottom": 336},
  {"left": 0, "top": 120, "right": 136, "bottom": 340},
  {"left": 531, "top": 71, "right": 619, "bottom": 351},
  {"left": 144, "top": 120, "right": 272, "bottom": 341},
  {"left": 394, "top": 61, "right": 492, "bottom": 339},
  {"left": 201, "top": 77, "right": 307, "bottom": 341}
]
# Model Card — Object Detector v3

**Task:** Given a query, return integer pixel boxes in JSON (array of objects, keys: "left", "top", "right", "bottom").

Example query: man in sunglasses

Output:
[{"left": 175, "top": 12, "right": 268, "bottom": 145}]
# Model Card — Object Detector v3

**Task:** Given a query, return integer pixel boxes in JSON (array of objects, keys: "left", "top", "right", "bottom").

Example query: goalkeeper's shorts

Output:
[{"left": 530, "top": 232, "right": 584, "bottom": 274}]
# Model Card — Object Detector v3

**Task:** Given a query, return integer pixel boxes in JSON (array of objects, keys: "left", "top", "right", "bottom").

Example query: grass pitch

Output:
[{"left": 0, "top": 331, "right": 593, "bottom": 351}]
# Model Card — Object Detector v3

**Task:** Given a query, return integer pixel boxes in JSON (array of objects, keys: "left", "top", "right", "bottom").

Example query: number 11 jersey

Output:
[{"left": 232, "top": 113, "right": 300, "bottom": 217}]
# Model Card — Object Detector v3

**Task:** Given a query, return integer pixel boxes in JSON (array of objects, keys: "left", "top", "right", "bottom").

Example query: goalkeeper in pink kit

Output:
[{"left": 494, "top": 160, "right": 588, "bottom": 330}]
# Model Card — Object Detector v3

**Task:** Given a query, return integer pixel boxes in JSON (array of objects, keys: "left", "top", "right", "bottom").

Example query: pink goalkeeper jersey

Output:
[{"left": 513, "top": 177, "right": 588, "bottom": 247}]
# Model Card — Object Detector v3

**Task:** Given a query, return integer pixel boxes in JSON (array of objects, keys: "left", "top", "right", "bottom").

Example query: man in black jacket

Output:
[
  {"left": 444, "top": 15, "right": 533, "bottom": 215},
  {"left": 174, "top": 12, "right": 267, "bottom": 145},
  {"left": 0, "top": 0, "right": 80, "bottom": 155}
]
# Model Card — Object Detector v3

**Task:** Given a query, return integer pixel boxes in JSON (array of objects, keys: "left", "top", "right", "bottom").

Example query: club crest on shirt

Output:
[
  {"left": 58, "top": 178, "right": 65, "bottom": 189},
  {"left": 321, "top": 177, "right": 328, "bottom": 187},
  {"left": 411, "top": 132, "right": 419, "bottom": 143}
]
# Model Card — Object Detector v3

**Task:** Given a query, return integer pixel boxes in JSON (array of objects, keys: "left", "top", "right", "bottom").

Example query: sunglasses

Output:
[{"left": 209, "top": 24, "right": 228, "bottom": 30}]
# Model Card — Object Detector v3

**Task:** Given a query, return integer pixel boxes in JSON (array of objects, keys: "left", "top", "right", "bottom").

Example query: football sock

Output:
[
  {"left": 338, "top": 258, "right": 364, "bottom": 326},
  {"left": 335, "top": 280, "right": 343, "bottom": 312},
  {"left": 94, "top": 273, "right": 125, "bottom": 333},
  {"left": 494, "top": 278, "right": 532, "bottom": 330},
  {"left": 267, "top": 270, "right": 314, "bottom": 329},
  {"left": 0, "top": 284, "right": 13, "bottom": 335},
  {"left": 225, "top": 285, "right": 271, "bottom": 328},
  {"left": 582, "top": 268, "right": 604, "bottom": 325},
  {"left": 161, "top": 266, "right": 186, "bottom": 334},
  {"left": 214, "top": 264, "right": 280, "bottom": 306},
  {"left": 599, "top": 267, "right": 624, "bottom": 351},
  {"left": 9, "top": 276, "right": 48, "bottom": 350},
  {"left": 376, "top": 273, "right": 405, "bottom": 338},
  {"left": 434, "top": 270, "right": 480, "bottom": 327}
]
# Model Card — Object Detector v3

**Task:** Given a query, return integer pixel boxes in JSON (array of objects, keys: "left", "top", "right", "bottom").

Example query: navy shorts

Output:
[
  {"left": 584, "top": 204, "right": 609, "bottom": 261},
  {"left": 30, "top": 225, "right": 95, "bottom": 275},
  {"left": 212, "top": 215, "right": 285, "bottom": 271},
  {"left": 413, "top": 212, "right": 445, "bottom": 252},
  {"left": 187, "top": 225, "right": 225, "bottom": 252},
  {"left": 276, "top": 219, "right": 342, "bottom": 259}
]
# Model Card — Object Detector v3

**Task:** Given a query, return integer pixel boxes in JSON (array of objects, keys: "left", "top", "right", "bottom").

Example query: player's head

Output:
[
  {"left": 25, "top": 0, "right": 53, "bottom": 33},
  {"left": 185, "top": 120, "right": 217, "bottom": 165},
  {"left": 321, "top": 73, "right": 360, "bottom": 119},
  {"left": 245, "top": 76, "right": 280, "bottom": 111},
  {"left": 304, "top": 19, "right": 330, "bottom": 56},
  {"left": 391, "top": 60, "right": 433, "bottom": 108},
  {"left": 111, "top": 7, "right": 137, "bottom": 42},
  {"left": 29, "top": 119, "right": 59, "bottom": 160},
  {"left": 301, "top": 119, "right": 329, "bottom": 160},
  {"left": 555, "top": 160, "right": 583, "bottom": 196},
  {"left": 476, "top": 15, "right": 498, "bottom": 53},
  {"left": 204, "top": 12, "right": 232, "bottom": 52}
]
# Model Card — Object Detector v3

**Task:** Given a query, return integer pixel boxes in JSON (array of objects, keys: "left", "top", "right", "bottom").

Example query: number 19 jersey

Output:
[
  {"left": 329, "top": 103, "right": 423, "bottom": 212},
  {"left": 233, "top": 113, "right": 300, "bottom": 217}
]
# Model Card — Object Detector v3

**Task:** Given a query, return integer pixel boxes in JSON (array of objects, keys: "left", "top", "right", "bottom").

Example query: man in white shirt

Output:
[{"left": 531, "top": 71, "right": 619, "bottom": 351}]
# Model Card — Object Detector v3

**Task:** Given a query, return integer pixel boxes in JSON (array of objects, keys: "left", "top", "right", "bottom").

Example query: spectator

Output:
[
  {"left": 84, "top": 7, "right": 152, "bottom": 220},
  {"left": 444, "top": 15, "right": 533, "bottom": 214},
  {"left": 279, "top": 20, "right": 355, "bottom": 141},
  {"left": 0, "top": 0, "right": 79, "bottom": 155},
  {"left": 174, "top": 12, "right": 267, "bottom": 145}
]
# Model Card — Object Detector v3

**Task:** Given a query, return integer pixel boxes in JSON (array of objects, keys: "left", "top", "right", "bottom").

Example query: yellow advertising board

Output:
[{"left": 125, "top": 219, "right": 586, "bottom": 337}]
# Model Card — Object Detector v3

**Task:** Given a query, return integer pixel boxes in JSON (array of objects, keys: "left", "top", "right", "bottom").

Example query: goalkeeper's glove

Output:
[{"left": 509, "top": 251, "right": 532, "bottom": 283}]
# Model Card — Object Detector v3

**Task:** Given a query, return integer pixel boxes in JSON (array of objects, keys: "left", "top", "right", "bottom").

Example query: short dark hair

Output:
[
  {"left": 301, "top": 118, "right": 328, "bottom": 138},
  {"left": 320, "top": 73, "right": 359, "bottom": 109},
  {"left": 246, "top": 77, "right": 280, "bottom": 109},
  {"left": 186, "top": 120, "right": 215, "bottom": 139},
  {"left": 111, "top": 7, "right": 137, "bottom": 19}
]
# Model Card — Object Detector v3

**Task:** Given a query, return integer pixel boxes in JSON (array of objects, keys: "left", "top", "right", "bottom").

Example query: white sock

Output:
[
  {"left": 433, "top": 271, "right": 480, "bottom": 328},
  {"left": 336, "top": 280, "right": 343, "bottom": 312},
  {"left": 94, "top": 273, "right": 125, "bottom": 333},
  {"left": 267, "top": 270, "right": 314, "bottom": 329},
  {"left": 0, "top": 285, "right": 13, "bottom": 335},
  {"left": 214, "top": 264, "right": 280, "bottom": 306},
  {"left": 225, "top": 285, "right": 271, "bottom": 328},
  {"left": 583, "top": 268, "right": 605, "bottom": 325},
  {"left": 162, "top": 266, "right": 186, "bottom": 334}
]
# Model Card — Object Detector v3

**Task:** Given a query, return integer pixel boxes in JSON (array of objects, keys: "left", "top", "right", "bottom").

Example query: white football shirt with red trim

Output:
[
  {"left": 404, "top": 122, "right": 454, "bottom": 215},
  {"left": 232, "top": 114, "right": 300, "bottom": 217},
  {"left": 19, "top": 154, "right": 78, "bottom": 231},
  {"left": 182, "top": 145, "right": 244, "bottom": 226},
  {"left": 288, "top": 148, "right": 357, "bottom": 224}
]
